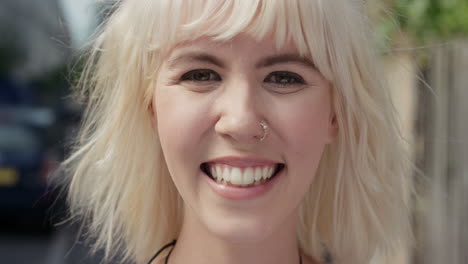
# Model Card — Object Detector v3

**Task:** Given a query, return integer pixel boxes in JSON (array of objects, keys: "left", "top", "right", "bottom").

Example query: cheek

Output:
[
  {"left": 279, "top": 95, "right": 332, "bottom": 157},
  {"left": 278, "top": 96, "right": 331, "bottom": 195},
  {"left": 153, "top": 89, "right": 210, "bottom": 174}
]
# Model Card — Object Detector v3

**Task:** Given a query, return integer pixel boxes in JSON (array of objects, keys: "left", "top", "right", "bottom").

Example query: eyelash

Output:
[
  {"left": 264, "top": 71, "right": 305, "bottom": 85},
  {"left": 180, "top": 69, "right": 221, "bottom": 82},
  {"left": 179, "top": 70, "right": 305, "bottom": 86}
]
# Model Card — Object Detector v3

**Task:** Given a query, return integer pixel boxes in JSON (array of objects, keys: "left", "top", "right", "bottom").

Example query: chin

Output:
[{"left": 201, "top": 212, "right": 279, "bottom": 244}]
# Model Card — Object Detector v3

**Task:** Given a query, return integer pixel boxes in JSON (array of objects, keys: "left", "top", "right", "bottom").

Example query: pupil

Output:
[
  {"left": 196, "top": 72, "right": 209, "bottom": 81},
  {"left": 279, "top": 74, "right": 291, "bottom": 84}
]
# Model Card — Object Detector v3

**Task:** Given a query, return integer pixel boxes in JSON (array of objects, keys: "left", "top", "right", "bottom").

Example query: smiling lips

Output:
[{"left": 201, "top": 158, "right": 284, "bottom": 188}]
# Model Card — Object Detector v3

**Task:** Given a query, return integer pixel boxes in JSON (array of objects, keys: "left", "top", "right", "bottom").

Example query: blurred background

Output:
[
  {"left": 0, "top": 0, "right": 103, "bottom": 263},
  {"left": 0, "top": 0, "right": 467, "bottom": 263}
]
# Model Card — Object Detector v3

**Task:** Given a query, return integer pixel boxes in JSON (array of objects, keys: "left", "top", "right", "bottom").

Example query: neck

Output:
[{"left": 169, "top": 208, "right": 303, "bottom": 264}]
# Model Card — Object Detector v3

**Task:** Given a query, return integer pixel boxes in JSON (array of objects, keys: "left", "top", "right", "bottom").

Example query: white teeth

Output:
[
  {"left": 216, "top": 166, "right": 222, "bottom": 179},
  {"left": 244, "top": 167, "right": 254, "bottom": 185},
  {"left": 211, "top": 167, "right": 216, "bottom": 180},
  {"left": 222, "top": 166, "right": 231, "bottom": 182},
  {"left": 208, "top": 164, "right": 278, "bottom": 186},
  {"left": 230, "top": 168, "right": 242, "bottom": 185},
  {"left": 262, "top": 167, "right": 269, "bottom": 180},
  {"left": 254, "top": 167, "right": 262, "bottom": 182}
]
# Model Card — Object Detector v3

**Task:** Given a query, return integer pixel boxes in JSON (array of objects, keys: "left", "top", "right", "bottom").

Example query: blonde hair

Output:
[{"left": 58, "top": 1, "right": 414, "bottom": 263}]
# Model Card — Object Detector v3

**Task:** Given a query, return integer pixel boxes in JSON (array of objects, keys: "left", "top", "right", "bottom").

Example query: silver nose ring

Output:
[{"left": 256, "top": 122, "right": 268, "bottom": 142}]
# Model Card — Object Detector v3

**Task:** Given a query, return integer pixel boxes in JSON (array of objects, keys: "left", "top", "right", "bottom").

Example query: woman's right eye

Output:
[{"left": 180, "top": 69, "right": 221, "bottom": 82}]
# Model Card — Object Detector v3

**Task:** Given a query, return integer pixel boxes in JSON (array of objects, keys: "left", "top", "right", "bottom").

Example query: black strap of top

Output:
[
  {"left": 147, "top": 240, "right": 176, "bottom": 264},
  {"left": 147, "top": 239, "right": 331, "bottom": 264}
]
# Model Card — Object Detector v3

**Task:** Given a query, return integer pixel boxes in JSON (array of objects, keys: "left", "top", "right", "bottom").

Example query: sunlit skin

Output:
[{"left": 151, "top": 34, "right": 337, "bottom": 264}]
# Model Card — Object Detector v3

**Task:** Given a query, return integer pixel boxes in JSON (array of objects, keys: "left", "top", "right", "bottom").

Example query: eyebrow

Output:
[
  {"left": 167, "top": 52, "right": 226, "bottom": 69},
  {"left": 255, "top": 54, "right": 316, "bottom": 69},
  {"left": 166, "top": 52, "right": 316, "bottom": 70}
]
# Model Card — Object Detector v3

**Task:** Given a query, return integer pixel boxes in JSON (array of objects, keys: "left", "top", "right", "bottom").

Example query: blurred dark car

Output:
[{"left": 0, "top": 106, "right": 60, "bottom": 230}]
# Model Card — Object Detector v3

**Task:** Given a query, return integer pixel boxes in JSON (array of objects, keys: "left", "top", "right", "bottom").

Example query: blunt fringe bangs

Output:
[{"left": 58, "top": 1, "right": 414, "bottom": 263}]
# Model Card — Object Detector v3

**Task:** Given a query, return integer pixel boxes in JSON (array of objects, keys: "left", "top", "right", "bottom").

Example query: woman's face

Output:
[{"left": 153, "top": 34, "right": 336, "bottom": 242}]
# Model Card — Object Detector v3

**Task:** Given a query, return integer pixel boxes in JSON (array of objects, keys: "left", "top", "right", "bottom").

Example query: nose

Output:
[{"left": 214, "top": 78, "right": 265, "bottom": 144}]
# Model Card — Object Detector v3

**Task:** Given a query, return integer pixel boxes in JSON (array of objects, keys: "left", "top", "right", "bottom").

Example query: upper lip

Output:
[{"left": 203, "top": 156, "right": 282, "bottom": 167}]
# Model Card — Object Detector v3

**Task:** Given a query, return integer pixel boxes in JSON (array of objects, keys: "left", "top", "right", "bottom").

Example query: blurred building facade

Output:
[
  {"left": 0, "top": 0, "right": 68, "bottom": 81},
  {"left": 0, "top": 0, "right": 96, "bottom": 81},
  {"left": 416, "top": 40, "right": 468, "bottom": 264}
]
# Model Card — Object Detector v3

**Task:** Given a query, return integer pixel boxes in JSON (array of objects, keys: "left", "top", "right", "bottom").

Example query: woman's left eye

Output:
[
  {"left": 264, "top": 71, "right": 305, "bottom": 85},
  {"left": 180, "top": 69, "right": 221, "bottom": 82}
]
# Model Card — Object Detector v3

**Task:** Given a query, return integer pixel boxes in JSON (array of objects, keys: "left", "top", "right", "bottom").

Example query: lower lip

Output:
[{"left": 202, "top": 169, "right": 282, "bottom": 200}]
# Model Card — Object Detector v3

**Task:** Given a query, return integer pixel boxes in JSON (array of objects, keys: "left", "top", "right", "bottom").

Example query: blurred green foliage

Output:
[
  {"left": 376, "top": 0, "right": 468, "bottom": 45},
  {"left": 395, "top": 0, "right": 468, "bottom": 41}
]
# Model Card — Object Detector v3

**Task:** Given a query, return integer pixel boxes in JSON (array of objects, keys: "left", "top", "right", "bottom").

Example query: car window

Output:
[{"left": 0, "top": 125, "right": 40, "bottom": 152}]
